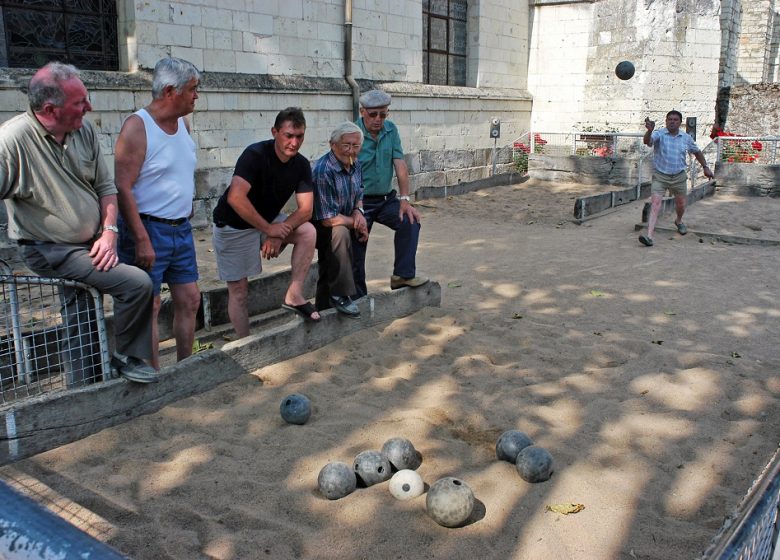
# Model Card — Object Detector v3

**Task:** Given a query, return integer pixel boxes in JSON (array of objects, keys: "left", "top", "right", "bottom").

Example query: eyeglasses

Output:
[
  {"left": 337, "top": 143, "right": 362, "bottom": 152},
  {"left": 365, "top": 110, "right": 389, "bottom": 119}
]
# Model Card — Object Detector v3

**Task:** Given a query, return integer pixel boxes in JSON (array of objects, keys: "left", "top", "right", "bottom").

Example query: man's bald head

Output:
[{"left": 28, "top": 62, "right": 81, "bottom": 111}]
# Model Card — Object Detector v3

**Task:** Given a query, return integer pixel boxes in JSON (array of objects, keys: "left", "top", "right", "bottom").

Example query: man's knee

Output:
[
  {"left": 123, "top": 265, "right": 154, "bottom": 300},
  {"left": 173, "top": 284, "right": 201, "bottom": 315},
  {"left": 295, "top": 221, "right": 316, "bottom": 244},
  {"left": 331, "top": 225, "right": 352, "bottom": 247},
  {"left": 227, "top": 280, "right": 248, "bottom": 305}
]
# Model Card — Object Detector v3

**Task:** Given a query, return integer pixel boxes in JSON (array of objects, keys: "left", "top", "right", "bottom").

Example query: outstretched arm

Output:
[{"left": 643, "top": 117, "right": 655, "bottom": 147}]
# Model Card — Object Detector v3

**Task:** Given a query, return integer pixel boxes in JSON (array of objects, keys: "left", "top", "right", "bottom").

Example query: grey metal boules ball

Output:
[
  {"left": 353, "top": 450, "right": 392, "bottom": 487},
  {"left": 318, "top": 462, "right": 357, "bottom": 500},
  {"left": 496, "top": 430, "right": 534, "bottom": 463},
  {"left": 426, "top": 477, "right": 475, "bottom": 528},
  {"left": 381, "top": 437, "right": 422, "bottom": 471},
  {"left": 515, "top": 446, "right": 554, "bottom": 483},
  {"left": 280, "top": 393, "right": 311, "bottom": 425}
]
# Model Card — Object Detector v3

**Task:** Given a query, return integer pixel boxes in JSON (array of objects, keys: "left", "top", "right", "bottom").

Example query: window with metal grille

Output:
[
  {"left": 423, "top": 0, "right": 467, "bottom": 86},
  {"left": 0, "top": 0, "right": 118, "bottom": 70}
]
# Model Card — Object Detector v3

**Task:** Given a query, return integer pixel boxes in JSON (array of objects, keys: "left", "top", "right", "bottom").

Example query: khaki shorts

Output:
[
  {"left": 651, "top": 170, "right": 688, "bottom": 196},
  {"left": 212, "top": 214, "right": 286, "bottom": 282}
]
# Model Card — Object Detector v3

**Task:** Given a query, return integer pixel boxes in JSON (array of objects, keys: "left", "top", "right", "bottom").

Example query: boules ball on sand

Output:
[
  {"left": 495, "top": 430, "right": 534, "bottom": 463},
  {"left": 318, "top": 462, "right": 357, "bottom": 500},
  {"left": 353, "top": 450, "right": 393, "bottom": 487},
  {"left": 426, "top": 477, "right": 475, "bottom": 527},
  {"left": 381, "top": 437, "right": 422, "bottom": 471},
  {"left": 279, "top": 393, "right": 311, "bottom": 425},
  {"left": 515, "top": 446, "right": 554, "bottom": 483},
  {"left": 388, "top": 469, "right": 425, "bottom": 501}
]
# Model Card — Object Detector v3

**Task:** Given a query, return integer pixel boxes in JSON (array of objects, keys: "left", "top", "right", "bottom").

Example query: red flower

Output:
[{"left": 752, "top": 140, "right": 763, "bottom": 151}]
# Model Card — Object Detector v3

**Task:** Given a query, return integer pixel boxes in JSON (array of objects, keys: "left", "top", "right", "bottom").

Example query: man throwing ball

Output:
[{"left": 639, "top": 110, "right": 714, "bottom": 247}]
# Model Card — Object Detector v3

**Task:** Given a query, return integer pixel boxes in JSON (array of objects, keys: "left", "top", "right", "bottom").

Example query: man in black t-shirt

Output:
[{"left": 212, "top": 107, "right": 320, "bottom": 337}]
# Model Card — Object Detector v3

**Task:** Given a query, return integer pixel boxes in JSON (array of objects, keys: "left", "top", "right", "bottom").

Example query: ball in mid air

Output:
[{"left": 615, "top": 60, "right": 635, "bottom": 80}]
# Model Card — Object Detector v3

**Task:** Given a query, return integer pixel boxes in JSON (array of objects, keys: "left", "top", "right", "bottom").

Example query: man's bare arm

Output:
[
  {"left": 393, "top": 158, "right": 420, "bottom": 224},
  {"left": 89, "top": 194, "right": 120, "bottom": 271},
  {"left": 115, "top": 114, "right": 156, "bottom": 269},
  {"left": 226, "top": 175, "right": 292, "bottom": 239}
]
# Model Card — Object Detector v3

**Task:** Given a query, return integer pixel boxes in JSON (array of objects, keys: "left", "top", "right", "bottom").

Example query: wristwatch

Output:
[
  {"left": 356, "top": 207, "right": 365, "bottom": 214},
  {"left": 399, "top": 195, "right": 412, "bottom": 202},
  {"left": 103, "top": 224, "right": 119, "bottom": 234}
]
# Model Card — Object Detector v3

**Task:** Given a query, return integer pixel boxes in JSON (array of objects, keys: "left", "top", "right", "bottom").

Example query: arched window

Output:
[
  {"left": 423, "top": 0, "right": 467, "bottom": 86},
  {"left": 0, "top": 0, "right": 118, "bottom": 70}
]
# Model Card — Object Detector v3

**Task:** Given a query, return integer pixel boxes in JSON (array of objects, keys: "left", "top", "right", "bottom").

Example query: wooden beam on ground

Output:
[
  {"left": 0, "top": 282, "right": 441, "bottom": 466},
  {"left": 640, "top": 181, "right": 716, "bottom": 224},
  {"left": 142, "top": 264, "right": 317, "bottom": 340},
  {"left": 414, "top": 172, "right": 526, "bottom": 201},
  {"left": 573, "top": 182, "right": 651, "bottom": 222}
]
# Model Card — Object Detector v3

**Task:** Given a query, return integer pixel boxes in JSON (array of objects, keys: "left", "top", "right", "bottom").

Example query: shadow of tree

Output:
[{"left": 1, "top": 183, "right": 778, "bottom": 560}]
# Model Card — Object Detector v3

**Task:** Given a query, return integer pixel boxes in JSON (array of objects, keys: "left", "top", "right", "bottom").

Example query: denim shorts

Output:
[{"left": 118, "top": 218, "right": 199, "bottom": 294}]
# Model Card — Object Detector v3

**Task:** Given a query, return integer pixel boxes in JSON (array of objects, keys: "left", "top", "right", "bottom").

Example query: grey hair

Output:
[
  {"left": 28, "top": 62, "right": 80, "bottom": 111},
  {"left": 151, "top": 58, "right": 200, "bottom": 99},
  {"left": 330, "top": 121, "right": 363, "bottom": 144}
]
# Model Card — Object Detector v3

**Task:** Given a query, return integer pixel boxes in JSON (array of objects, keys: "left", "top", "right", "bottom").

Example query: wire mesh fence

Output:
[
  {"left": 715, "top": 136, "right": 780, "bottom": 165},
  {"left": 511, "top": 131, "right": 652, "bottom": 174},
  {"left": 0, "top": 261, "right": 112, "bottom": 404},
  {"left": 512, "top": 131, "right": 720, "bottom": 190}
]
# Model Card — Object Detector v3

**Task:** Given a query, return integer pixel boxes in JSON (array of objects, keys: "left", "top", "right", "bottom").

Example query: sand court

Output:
[{"left": 1, "top": 180, "right": 778, "bottom": 559}]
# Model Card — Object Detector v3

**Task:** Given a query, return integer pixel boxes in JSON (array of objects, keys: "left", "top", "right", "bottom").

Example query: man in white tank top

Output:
[{"left": 115, "top": 58, "right": 201, "bottom": 369}]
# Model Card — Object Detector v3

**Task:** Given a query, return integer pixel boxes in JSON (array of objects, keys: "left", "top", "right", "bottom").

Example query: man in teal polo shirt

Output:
[{"left": 353, "top": 89, "right": 428, "bottom": 297}]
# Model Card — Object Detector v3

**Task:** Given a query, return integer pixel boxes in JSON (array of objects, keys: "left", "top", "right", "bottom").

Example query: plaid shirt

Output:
[
  {"left": 312, "top": 150, "right": 363, "bottom": 221},
  {"left": 650, "top": 128, "right": 701, "bottom": 175}
]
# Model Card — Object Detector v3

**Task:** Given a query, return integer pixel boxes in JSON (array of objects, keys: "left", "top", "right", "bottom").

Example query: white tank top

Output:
[{"left": 130, "top": 108, "right": 196, "bottom": 219}]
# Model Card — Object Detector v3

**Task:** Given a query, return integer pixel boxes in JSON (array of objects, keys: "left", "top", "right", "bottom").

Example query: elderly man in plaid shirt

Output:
[{"left": 311, "top": 122, "right": 368, "bottom": 318}]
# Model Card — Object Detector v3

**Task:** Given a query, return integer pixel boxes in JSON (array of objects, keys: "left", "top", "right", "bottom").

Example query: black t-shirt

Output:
[{"left": 213, "top": 139, "right": 313, "bottom": 229}]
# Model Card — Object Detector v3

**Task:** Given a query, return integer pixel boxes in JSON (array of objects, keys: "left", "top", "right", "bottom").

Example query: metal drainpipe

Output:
[{"left": 345, "top": 0, "right": 360, "bottom": 121}]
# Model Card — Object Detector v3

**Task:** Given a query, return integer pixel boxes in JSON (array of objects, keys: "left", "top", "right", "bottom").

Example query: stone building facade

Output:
[
  {"left": 0, "top": 0, "right": 777, "bottom": 239},
  {"left": 0, "top": 0, "right": 532, "bottom": 233}
]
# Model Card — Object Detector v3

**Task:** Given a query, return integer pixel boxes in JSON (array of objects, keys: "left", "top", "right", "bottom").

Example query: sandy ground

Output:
[{"left": 1, "top": 181, "right": 779, "bottom": 560}]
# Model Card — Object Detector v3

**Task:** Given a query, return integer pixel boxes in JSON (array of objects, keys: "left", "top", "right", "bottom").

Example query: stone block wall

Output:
[
  {"left": 0, "top": 68, "right": 531, "bottom": 240},
  {"left": 116, "top": 0, "right": 529, "bottom": 90},
  {"left": 469, "top": 0, "right": 529, "bottom": 89},
  {"left": 528, "top": 154, "right": 653, "bottom": 187},
  {"left": 715, "top": 162, "right": 780, "bottom": 196},
  {"left": 734, "top": 0, "right": 775, "bottom": 85},
  {"left": 527, "top": 0, "right": 722, "bottom": 136},
  {"left": 724, "top": 83, "right": 780, "bottom": 135}
]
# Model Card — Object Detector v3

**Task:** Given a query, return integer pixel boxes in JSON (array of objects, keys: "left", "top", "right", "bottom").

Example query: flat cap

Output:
[{"left": 359, "top": 89, "right": 392, "bottom": 108}]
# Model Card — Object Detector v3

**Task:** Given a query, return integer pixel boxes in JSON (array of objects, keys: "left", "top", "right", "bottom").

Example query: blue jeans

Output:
[{"left": 352, "top": 191, "right": 420, "bottom": 297}]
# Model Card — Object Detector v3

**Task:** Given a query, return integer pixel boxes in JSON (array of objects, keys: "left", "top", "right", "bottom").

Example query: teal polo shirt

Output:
[{"left": 355, "top": 117, "right": 404, "bottom": 196}]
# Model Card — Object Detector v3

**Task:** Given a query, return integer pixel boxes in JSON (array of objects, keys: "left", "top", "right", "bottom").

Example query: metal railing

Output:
[
  {"left": 700, "top": 447, "right": 780, "bottom": 560},
  {"left": 0, "top": 260, "right": 112, "bottom": 404},
  {"left": 511, "top": 131, "right": 653, "bottom": 173},
  {"left": 513, "top": 130, "right": 718, "bottom": 190}
]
